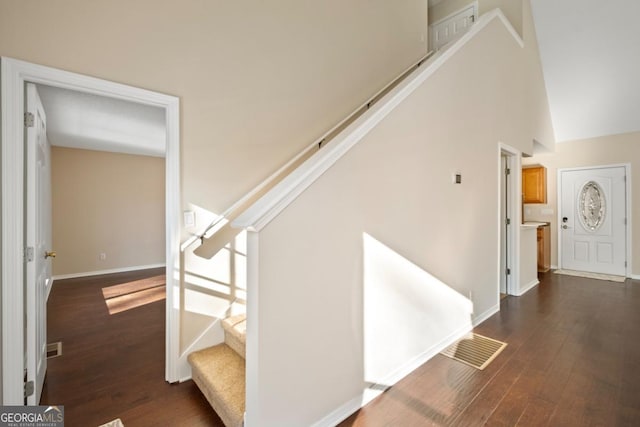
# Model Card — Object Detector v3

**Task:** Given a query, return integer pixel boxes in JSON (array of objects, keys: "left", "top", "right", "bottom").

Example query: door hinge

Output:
[
  {"left": 625, "top": 261, "right": 628, "bottom": 268},
  {"left": 25, "top": 246, "right": 34, "bottom": 263},
  {"left": 624, "top": 218, "right": 627, "bottom": 226},
  {"left": 24, "top": 112, "right": 34, "bottom": 128},
  {"left": 470, "top": 15, "right": 475, "bottom": 23},
  {"left": 506, "top": 218, "right": 511, "bottom": 225},
  {"left": 506, "top": 268, "right": 511, "bottom": 276},
  {"left": 24, "top": 380, "right": 34, "bottom": 398},
  {"left": 505, "top": 167, "right": 511, "bottom": 176}
]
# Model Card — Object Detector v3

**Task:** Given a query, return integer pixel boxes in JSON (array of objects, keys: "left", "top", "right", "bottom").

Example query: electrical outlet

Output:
[{"left": 99, "top": 252, "right": 106, "bottom": 261}]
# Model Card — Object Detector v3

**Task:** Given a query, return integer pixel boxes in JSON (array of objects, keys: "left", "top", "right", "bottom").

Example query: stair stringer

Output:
[{"left": 178, "top": 317, "right": 225, "bottom": 382}]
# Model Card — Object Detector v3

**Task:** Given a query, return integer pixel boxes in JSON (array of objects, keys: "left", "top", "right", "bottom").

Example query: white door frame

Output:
[
  {"left": 1, "top": 57, "right": 182, "bottom": 404},
  {"left": 557, "top": 163, "right": 632, "bottom": 277},
  {"left": 429, "top": 1, "right": 478, "bottom": 51},
  {"left": 498, "top": 143, "right": 521, "bottom": 298}
]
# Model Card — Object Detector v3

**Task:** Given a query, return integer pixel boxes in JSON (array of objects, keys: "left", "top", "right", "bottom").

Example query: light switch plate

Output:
[{"left": 184, "top": 210, "right": 196, "bottom": 227}]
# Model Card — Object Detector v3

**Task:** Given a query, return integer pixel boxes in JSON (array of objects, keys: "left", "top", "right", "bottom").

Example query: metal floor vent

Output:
[
  {"left": 441, "top": 333, "right": 506, "bottom": 370},
  {"left": 46, "top": 342, "right": 62, "bottom": 359}
]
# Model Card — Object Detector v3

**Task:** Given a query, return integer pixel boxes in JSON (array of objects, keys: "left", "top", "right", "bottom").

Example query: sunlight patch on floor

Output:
[{"left": 102, "top": 275, "right": 165, "bottom": 315}]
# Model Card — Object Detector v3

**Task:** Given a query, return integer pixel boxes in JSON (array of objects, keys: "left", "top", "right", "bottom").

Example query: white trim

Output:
[
  {"left": 630, "top": 274, "right": 640, "bottom": 280},
  {"left": 309, "top": 392, "right": 368, "bottom": 427},
  {"left": 1, "top": 57, "right": 181, "bottom": 404},
  {"left": 244, "top": 231, "right": 260, "bottom": 427},
  {"left": 233, "top": 9, "right": 523, "bottom": 232},
  {"left": 515, "top": 279, "right": 539, "bottom": 296},
  {"left": 473, "top": 303, "right": 501, "bottom": 327},
  {"left": 556, "top": 163, "right": 632, "bottom": 277},
  {"left": 1, "top": 57, "right": 25, "bottom": 404},
  {"left": 430, "top": 1, "right": 479, "bottom": 27},
  {"left": 499, "top": 143, "right": 522, "bottom": 300},
  {"left": 52, "top": 264, "right": 166, "bottom": 281},
  {"left": 309, "top": 303, "right": 500, "bottom": 427},
  {"left": 429, "top": 2, "right": 479, "bottom": 51}
]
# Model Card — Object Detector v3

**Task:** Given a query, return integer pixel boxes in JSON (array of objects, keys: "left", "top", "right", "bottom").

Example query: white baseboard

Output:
[
  {"left": 473, "top": 303, "right": 500, "bottom": 326},
  {"left": 516, "top": 279, "right": 539, "bottom": 296},
  {"left": 52, "top": 263, "right": 165, "bottom": 281},
  {"left": 630, "top": 274, "right": 640, "bottom": 280},
  {"left": 550, "top": 265, "right": 558, "bottom": 270},
  {"left": 311, "top": 303, "right": 500, "bottom": 427},
  {"left": 309, "top": 391, "right": 368, "bottom": 427}
]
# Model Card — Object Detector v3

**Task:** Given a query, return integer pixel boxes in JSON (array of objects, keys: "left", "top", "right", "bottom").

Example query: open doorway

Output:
[
  {"left": 24, "top": 82, "right": 168, "bottom": 405},
  {"left": 498, "top": 144, "right": 520, "bottom": 299},
  {"left": 1, "top": 57, "right": 181, "bottom": 404}
]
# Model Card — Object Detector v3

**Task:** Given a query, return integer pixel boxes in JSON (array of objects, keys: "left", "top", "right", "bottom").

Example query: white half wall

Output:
[{"left": 243, "top": 11, "right": 554, "bottom": 426}]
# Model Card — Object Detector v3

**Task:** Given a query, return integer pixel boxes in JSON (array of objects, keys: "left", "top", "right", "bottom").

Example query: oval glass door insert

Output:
[{"left": 579, "top": 181, "right": 605, "bottom": 231}]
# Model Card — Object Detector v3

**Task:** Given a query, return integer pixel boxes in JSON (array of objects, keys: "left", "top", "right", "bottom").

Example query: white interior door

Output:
[
  {"left": 500, "top": 155, "right": 508, "bottom": 294},
  {"left": 430, "top": 5, "right": 476, "bottom": 51},
  {"left": 560, "top": 167, "right": 626, "bottom": 276},
  {"left": 26, "top": 82, "right": 52, "bottom": 404}
]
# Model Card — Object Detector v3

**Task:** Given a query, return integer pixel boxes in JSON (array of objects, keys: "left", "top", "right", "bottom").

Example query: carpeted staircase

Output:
[{"left": 188, "top": 313, "right": 246, "bottom": 427}]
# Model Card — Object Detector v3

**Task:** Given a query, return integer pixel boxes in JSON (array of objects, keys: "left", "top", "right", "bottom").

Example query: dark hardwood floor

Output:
[
  {"left": 43, "top": 269, "right": 640, "bottom": 426},
  {"left": 340, "top": 272, "right": 640, "bottom": 426},
  {"left": 41, "top": 268, "right": 223, "bottom": 427}
]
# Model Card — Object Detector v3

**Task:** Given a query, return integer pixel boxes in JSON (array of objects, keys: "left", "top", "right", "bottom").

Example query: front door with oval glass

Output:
[{"left": 560, "top": 166, "right": 627, "bottom": 276}]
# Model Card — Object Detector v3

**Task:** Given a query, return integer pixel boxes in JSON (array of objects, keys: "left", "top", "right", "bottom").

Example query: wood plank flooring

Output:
[
  {"left": 41, "top": 268, "right": 223, "bottom": 427},
  {"left": 43, "top": 269, "right": 640, "bottom": 426},
  {"left": 340, "top": 272, "right": 640, "bottom": 426}
]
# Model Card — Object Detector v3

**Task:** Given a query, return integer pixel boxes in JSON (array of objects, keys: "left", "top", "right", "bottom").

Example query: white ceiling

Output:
[
  {"left": 531, "top": 0, "right": 640, "bottom": 142},
  {"left": 37, "top": 85, "right": 166, "bottom": 157}
]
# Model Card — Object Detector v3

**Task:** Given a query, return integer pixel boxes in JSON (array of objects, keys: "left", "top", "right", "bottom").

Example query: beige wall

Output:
[
  {"left": 0, "top": 0, "right": 430, "bottom": 216},
  {"left": 521, "top": 0, "right": 554, "bottom": 151},
  {"left": 249, "top": 11, "right": 554, "bottom": 425},
  {"left": 429, "top": 0, "right": 523, "bottom": 36},
  {"left": 523, "top": 131, "right": 640, "bottom": 275},
  {"left": 0, "top": 0, "right": 433, "bottom": 371},
  {"left": 51, "top": 147, "right": 165, "bottom": 276}
]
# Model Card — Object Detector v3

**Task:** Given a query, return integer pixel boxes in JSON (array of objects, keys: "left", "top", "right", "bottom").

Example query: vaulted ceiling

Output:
[
  {"left": 531, "top": 0, "right": 640, "bottom": 142},
  {"left": 39, "top": 0, "right": 639, "bottom": 155}
]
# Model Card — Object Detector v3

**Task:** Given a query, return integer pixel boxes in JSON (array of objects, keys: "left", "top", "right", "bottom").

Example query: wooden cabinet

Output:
[
  {"left": 522, "top": 166, "right": 547, "bottom": 204},
  {"left": 537, "top": 224, "right": 551, "bottom": 272}
]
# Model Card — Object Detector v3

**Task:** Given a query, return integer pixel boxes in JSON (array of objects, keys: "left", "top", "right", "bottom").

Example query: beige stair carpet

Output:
[
  {"left": 188, "top": 344, "right": 245, "bottom": 427},
  {"left": 222, "top": 314, "right": 246, "bottom": 359}
]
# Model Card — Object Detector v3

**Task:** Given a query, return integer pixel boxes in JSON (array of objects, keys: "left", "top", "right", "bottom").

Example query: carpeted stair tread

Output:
[
  {"left": 222, "top": 314, "right": 246, "bottom": 359},
  {"left": 188, "top": 344, "right": 245, "bottom": 427}
]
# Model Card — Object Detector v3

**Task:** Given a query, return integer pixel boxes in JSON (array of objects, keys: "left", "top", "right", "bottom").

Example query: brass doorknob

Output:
[{"left": 45, "top": 251, "right": 56, "bottom": 259}]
